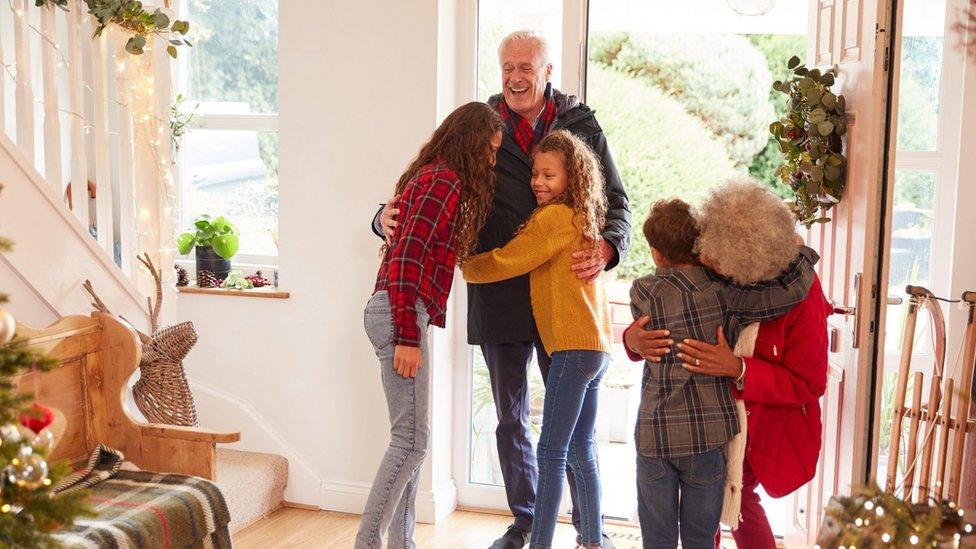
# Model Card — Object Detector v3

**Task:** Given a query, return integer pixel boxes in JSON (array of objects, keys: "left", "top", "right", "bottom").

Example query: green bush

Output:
[
  {"left": 592, "top": 32, "right": 774, "bottom": 168},
  {"left": 587, "top": 65, "right": 737, "bottom": 280}
]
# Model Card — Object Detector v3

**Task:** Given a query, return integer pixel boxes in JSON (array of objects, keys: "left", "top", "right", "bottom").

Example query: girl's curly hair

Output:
[
  {"left": 533, "top": 130, "right": 607, "bottom": 249},
  {"left": 695, "top": 178, "right": 799, "bottom": 285},
  {"left": 391, "top": 102, "right": 504, "bottom": 262}
]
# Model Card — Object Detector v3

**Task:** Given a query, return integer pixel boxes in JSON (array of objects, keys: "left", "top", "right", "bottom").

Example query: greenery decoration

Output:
[
  {"left": 0, "top": 186, "right": 91, "bottom": 547},
  {"left": 34, "top": 0, "right": 191, "bottom": 58},
  {"left": 770, "top": 55, "right": 848, "bottom": 226},
  {"left": 219, "top": 271, "right": 253, "bottom": 290},
  {"left": 169, "top": 93, "right": 197, "bottom": 160},
  {"left": 177, "top": 214, "right": 240, "bottom": 260},
  {"left": 817, "top": 485, "right": 974, "bottom": 548}
]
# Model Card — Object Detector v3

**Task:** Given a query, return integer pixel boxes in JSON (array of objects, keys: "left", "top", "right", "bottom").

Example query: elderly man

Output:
[{"left": 373, "top": 30, "right": 634, "bottom": 549}]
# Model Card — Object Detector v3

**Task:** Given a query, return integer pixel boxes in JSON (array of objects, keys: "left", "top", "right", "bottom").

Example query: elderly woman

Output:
[{"left": 623, "top": 180, "right": 831, "bottom": 549}]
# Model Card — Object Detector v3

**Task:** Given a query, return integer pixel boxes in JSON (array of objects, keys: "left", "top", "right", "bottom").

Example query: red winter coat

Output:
[{"left": 735, "top": 275, "right": 831, "bottom": 497}]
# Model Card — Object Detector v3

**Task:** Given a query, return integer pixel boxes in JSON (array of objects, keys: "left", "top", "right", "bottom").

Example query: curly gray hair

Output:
[{"left": 695, "top": 178, "right": 799, "bottom": 285}]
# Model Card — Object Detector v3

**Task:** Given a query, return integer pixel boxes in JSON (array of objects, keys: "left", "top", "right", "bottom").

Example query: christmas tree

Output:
[{"left": 0, "top": 184, "right": 91, "bottom": 547}]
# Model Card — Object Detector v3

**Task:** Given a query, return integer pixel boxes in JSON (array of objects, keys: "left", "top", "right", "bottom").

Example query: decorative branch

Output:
[
  {"left": 81, "top": 279, "right": 110, "bottom": 314},
  {"left": 34, "top": 0, "right": 192, "bottom": 58},
  {"left": 136, "top": 252, "right": 162, "bottom": 335},
  {"left": 956, "top": 0, "right": 976, "bottom": 59}
]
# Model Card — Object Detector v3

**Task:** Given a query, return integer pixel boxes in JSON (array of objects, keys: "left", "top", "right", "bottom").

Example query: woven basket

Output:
[{"left": 133, "top": 321, "right": 199, "bottom": 427}]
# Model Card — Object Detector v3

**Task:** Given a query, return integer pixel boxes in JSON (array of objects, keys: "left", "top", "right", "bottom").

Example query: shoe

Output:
[
  {"left": 575, "top": 532, "right": 615, "bottom": 548},
  {"left": 489, "top": 524, "right": 530, "bottom": 549}
]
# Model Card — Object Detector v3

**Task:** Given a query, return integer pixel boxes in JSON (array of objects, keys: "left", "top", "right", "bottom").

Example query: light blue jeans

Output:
[
  {"left": 530, "top": 350, "right": 609, "bottom": 549},
  {"left": 355, "top": 292, "right": 430, "bottom": 549}
]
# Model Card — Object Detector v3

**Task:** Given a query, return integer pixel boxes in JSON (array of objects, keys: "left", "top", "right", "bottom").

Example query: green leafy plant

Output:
[
  {"left": 34, "top": 0, "right": 191, "bottom": 58},
  {"left": 177, "top": 214, "right": 240, "bottom": 259},
  {"left": 170, "top": 93, "right": 198, "bottom": 160},
  {"left": 770, "top": 55, "right": 848, "bottom": 226},
  {"left": 84, "top": 0, "right": 191, "bottom": 58}
]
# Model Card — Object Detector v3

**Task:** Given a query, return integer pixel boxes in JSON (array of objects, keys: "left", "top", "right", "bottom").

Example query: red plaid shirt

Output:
[{"left": 374, "top": 161, "right": 461, "bottom": 347}]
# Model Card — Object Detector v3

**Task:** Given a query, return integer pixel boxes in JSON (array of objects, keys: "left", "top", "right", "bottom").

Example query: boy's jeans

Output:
[
  {"left": 635, "top": 447, "right": 725, "bottom": 549},
  {"left": 355, "top": 292, "right": 430, "bottom": 549},
  {"left": 529, "top": 350, "right": 609, "bottom": 549}
]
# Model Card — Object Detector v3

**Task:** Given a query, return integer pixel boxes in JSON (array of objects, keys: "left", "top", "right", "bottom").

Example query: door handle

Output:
[{"left": 829, "top": 273, "right": 863, "bottom": 349}]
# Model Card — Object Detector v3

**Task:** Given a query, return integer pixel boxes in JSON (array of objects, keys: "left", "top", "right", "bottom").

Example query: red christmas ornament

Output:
[{"left": 20, "top": 402, "right": 55, "bottom": 434}]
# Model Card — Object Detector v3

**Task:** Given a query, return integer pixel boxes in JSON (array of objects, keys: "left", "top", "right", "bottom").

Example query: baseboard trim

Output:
[
  {"left": 320, "top": 478, "right": 458, "bottom": 524},
  {"left": 282, "top": 501, "right": 320, "bottom": 511}
]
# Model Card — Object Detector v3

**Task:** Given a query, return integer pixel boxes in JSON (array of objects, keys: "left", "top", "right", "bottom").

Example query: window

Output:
[{"left": 177, "top": 0, "right": 279, "bottom": 263}]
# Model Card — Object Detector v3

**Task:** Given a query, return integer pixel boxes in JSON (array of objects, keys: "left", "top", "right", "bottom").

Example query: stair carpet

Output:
[{"left": 216, "top": 448, "right": 289, "bottom": 532}]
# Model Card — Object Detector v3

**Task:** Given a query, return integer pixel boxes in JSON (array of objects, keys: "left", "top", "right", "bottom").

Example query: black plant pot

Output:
[{"left": 195, "top": 245, "right": 231, "bottom": 280}]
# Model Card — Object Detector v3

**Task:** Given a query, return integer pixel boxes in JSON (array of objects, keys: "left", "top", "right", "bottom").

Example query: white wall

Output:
[{"left": 177, "top": 0, "right": 459, "bottom": 517}]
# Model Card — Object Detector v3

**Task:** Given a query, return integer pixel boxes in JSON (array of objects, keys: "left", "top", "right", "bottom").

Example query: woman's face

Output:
[
  {"left": 531, "top": 151, "right": 568, "bottom": 205},
  {"left": 488, "top": 131, "right": 503, "bottom": 167}
]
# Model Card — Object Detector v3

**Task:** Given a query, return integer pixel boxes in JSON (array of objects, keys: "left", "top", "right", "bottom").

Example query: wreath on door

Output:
[{"left": 770, "top": 56, "right": 848, "bottom": 227}]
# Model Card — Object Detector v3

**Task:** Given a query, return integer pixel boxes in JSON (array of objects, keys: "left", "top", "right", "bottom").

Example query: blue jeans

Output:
[
  {"left": 529, "top": 350, "right": 609, "bottom": 549},
  {"left": 635, "top": 447, "right": 726, "bottom": 549},
  {"left": 355, "top": 292, "right": 430, "bottom": 549}
]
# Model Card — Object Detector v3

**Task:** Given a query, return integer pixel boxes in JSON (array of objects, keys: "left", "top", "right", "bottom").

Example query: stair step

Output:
[{"left": 216, "top": 448, "right": 288, "bottom": 532}]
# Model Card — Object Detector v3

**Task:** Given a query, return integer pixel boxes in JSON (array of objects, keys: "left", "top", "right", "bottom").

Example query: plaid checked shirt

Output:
[
  {"left": 629, "top": 246, "right": 819, "bottom": 458},
  {"left": 374, "top": 161, "right": 461, "bottom": 347}
]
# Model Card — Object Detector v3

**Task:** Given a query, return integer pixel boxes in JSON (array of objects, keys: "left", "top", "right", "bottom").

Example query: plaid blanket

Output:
[{"left": 52, "top": 450, "right": 231, "bottom": 549}]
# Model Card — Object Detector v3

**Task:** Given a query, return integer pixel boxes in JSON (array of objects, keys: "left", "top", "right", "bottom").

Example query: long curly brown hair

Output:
[
  {"left": 392, "top": 102, "right": 504, "bottom": 262},
  {"left": 533, "top": 130, "right": 606, "bottom": 249}
]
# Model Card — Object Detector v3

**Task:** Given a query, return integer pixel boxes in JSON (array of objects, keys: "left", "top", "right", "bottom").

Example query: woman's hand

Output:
[
  {"left": 380, "top": 194, "right": 401, "bottom": 245},
  {"left": 571, "top": 238, "right": 614, "bottom": 284},
  {"left": 676, "top": 326, "right": 743, "bottom": 378},
  {"left": 394, "top": 345, "right": 422, "bottom": 378},
  {"left": 625, "top": 316, "right": 672, "bottom": 363}
]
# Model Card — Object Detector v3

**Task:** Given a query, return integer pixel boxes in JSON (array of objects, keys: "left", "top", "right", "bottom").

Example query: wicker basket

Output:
[{"left": 133, "top": 321, "right": 199, "bottom": 427}]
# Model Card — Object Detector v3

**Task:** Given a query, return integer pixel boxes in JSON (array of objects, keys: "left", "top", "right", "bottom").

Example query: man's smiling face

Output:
[{"left": 499, "top": 41, "right": 552, "bottom": 120}]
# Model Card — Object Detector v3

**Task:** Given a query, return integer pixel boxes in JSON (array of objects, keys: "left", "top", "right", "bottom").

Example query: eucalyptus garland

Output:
[
  {"left": 770, "top": 55, "right": 848, "bottom": 227},
  {"left": 816, "top": 486, "right": 975, "bottom": 548},
  {"left": 34, "top": 0, "right": 190, "bottom": 58}
]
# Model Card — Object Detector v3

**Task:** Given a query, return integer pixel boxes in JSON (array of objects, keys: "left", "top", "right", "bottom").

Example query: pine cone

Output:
[
  {"left": 175, "top": 265, "right": 190, "bottom": 287},
  {"left": 197, "top": 270, "right": 219, "bottom": 288}
]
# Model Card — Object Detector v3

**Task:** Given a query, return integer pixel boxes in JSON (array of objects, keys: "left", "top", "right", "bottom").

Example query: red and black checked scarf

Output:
[{"left": 497, "top": 83, "right": 557, "bottom": 155}]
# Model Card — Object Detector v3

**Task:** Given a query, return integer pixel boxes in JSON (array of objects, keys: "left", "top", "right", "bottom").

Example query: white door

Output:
[{"left": 792, "top": 0, "right": 894, "bottom": 544}]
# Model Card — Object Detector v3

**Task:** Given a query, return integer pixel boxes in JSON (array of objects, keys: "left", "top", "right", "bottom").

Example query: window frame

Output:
[{"left": 173, "top": 0, "right": 280, "bottom": 268}]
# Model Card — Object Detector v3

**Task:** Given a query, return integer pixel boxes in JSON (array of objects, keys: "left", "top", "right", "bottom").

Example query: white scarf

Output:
[{"left": 721, "top": 322, "right": 759, "bottom": 530}]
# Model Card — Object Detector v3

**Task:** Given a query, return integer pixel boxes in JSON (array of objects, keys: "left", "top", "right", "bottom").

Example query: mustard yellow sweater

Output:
[{"left": 462, "top": 204, "right": 612, "bottom": 356}]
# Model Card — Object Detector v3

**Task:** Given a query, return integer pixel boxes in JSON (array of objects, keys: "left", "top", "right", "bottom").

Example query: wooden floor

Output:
[{"left": 232, "top": 507, "right": 749, "bottom": 548}]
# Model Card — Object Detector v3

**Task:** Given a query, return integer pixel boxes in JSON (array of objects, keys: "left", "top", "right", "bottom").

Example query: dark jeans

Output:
[
  {"left": 636, "top": 447, "right": 725, "bottom": 549},
  {"left": 481, "top": 340, "right": 593, "bottom": 533}
]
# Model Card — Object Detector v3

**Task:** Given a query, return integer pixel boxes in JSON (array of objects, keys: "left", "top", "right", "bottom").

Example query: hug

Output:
[{"left": 357, "top": 29, "right": 829, "bottom": 549}]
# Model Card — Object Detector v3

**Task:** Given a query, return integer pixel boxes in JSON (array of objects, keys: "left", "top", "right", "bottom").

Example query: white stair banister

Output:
[
  {"left": 12, "top": 0, "right": 35, "bottom": 164},
  {"left": 67, "top": 0, "right": 91, "bottom": 234},
  {"left": 111, "top": 29, "right": 137, "bottom": 276},
  {"left": 39, "top": 3, "right": 63, "bottom": 193},
  {"left": 90, "top": 28, "right": 115, "bottom": 256}
]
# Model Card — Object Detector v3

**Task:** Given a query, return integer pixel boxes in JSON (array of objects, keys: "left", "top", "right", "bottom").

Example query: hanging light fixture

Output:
[{"left": 727, "top": 0, "right": 777, "bottom": 16}]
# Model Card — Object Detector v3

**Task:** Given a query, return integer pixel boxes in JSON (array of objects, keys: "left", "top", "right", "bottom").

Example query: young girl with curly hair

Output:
[
  {"left": 356, "top": 102, "right": 504, "bottom": 549},
  {"left": 462, "top": 129, "right": 612, "bottom": 549}
]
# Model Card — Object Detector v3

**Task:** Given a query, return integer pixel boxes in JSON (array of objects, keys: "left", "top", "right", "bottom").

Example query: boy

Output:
[{"left": 627, "top": 198, "right": 817, "bottom": 549}]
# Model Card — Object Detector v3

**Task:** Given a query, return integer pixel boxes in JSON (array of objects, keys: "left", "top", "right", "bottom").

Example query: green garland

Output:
[
  {"left": 34, "top": 0, "right": 190, "bottom": 59},
  {"left": 770, "top": 55, "right": 848, "bottom": 227},
  {"left": 817, "top": 485, "right": 975, "bottom": 548}
]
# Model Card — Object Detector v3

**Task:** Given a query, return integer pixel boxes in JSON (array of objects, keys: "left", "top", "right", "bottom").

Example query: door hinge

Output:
[{"left": 884, "top": 46, "right": 890, "bottom": 71}]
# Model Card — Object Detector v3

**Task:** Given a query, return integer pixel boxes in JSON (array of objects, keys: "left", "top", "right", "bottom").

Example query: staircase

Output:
[
  {"left": 216, "top": 449, "right": 289, "bottom": 532},
  {"left": 1, "top": 0, "right": 292, "bottom": 532}
]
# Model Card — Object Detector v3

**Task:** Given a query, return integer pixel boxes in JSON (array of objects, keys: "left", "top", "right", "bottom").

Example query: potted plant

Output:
[{"left": 177, "top": 214, "right": 239, "bottom": 280}]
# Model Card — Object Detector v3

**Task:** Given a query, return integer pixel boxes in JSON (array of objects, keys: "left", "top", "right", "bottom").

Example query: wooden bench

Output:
[{"left": 16, "top": 312, "right": 240, "bottom": 478}]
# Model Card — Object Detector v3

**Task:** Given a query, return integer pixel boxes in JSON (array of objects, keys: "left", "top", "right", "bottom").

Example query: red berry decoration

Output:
[{"left": 245, "top": 270, "right": 270, "bottom": 288}]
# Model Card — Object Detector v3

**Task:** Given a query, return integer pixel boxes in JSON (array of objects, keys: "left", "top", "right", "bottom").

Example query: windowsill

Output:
[{"left": 178, "top": 283, "right": 290, "bottom": 299}]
